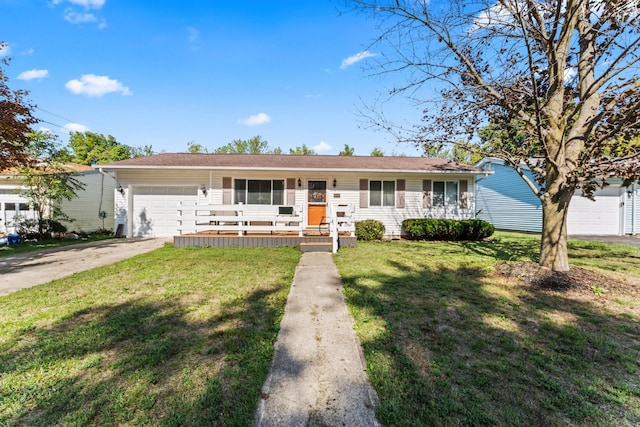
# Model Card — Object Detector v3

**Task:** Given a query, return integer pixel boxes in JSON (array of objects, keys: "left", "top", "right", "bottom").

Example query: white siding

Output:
[
  {"left": 116, "top": 170, "right": 211, "bottom": 186},
  {"left": 625, "top": 185, "right": 640, "bottom": 235},
  {"left": 114, "top": 186, "right": 128, "bottom": 235},
  {"left": 345, "top": 174, "right": 476, "bottom": 237},
  {"left": 60, "top": 171, "right": 115, "bottom": 232}
]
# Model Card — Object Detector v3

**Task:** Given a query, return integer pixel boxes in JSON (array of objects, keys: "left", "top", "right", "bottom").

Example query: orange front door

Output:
[{"left": 307, "top": 181, "right": 327, "bottom": 226}]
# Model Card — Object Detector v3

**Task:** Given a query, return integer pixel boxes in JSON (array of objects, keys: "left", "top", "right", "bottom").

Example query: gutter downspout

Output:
[
  {"left": 475, "top": 171, "right": 492, "bottom": 184},
  {"left": 98, "top": 167, "right": 122, "bottom": 236}
]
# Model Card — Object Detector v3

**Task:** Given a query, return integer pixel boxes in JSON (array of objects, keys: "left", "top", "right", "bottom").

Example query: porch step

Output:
[{"left": 299, "top": 242, "right": 333, "bottom": 252}]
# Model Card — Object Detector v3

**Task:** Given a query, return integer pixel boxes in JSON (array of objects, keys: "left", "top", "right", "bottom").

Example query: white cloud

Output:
[
  {"left": 17, "top": 69, "right": 49, "bottom": 81},
  {"left": 53, "top": 0, "right": 107, "bottom": 27},
  {"left": 64, "top": 10, "right": 98, "bottom": 24},
  {"left": 65, "top": 74, "right": 132, "bottom": 97},
  {"left": 313, "top": 141, "right": 332, "bottom": 153},
  {"left": 37, "top": 126, "right": 55, "bottom": 135},
  {"left": 62, "top": 123, "right": 90, "bottom": 133},
  {"left": 472, "top": 3, "right": 513, "bottom": 31},
  {"left": 239, "top": 113, "right": 271, "bottom": 126},
  {"left": 340, "top": 50, "right": 376, "bottom": 70},
  {"left": 52, "top": 0, "right": 106, "bottom": 9}
]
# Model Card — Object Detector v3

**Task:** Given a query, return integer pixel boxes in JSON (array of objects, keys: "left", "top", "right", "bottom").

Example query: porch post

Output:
[{"left": 127, "top": 184, "right": 134, "bottom": 238}]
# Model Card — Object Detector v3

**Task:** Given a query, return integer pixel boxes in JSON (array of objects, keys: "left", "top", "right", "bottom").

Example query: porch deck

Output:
[
  {"left": 175, "top": 203, "right": 357, "bottom": 252},
  {"left": 173, "top": 230, "right": 357, "bottom": 251}
]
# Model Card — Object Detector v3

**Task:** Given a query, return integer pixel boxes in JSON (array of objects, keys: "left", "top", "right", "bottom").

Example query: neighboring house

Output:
[
  {"left": 475, "top": 157, "right": 639, "bottom": 236},
  {"left": 98, "top": 153, "right": 490, "bottom": 239},
  {"left": 0, "top": 164, "right": 115, "bottom": 234}
]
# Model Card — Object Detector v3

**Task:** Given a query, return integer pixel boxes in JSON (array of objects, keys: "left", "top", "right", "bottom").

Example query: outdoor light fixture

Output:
[
  {"left": 298, "top": 178, "right": 302, "bottom": 187},
  {"left": 117, "top": 184, "right": 125, "bottom": 195},
  {"left": 200, "top": 184, "right": 207, "bottom": 196},
  {"left": 333, "top": 179, "right": 337, "bottom": 188}
]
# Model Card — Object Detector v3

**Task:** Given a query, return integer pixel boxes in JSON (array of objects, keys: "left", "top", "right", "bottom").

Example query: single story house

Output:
[
  {"left": 98, "top": 153, "right": 490, "bottom": 239},
  {"left": 0, "top": 164, "right": 115, "bottom": 235},
  {"left": 475, "top": 157, "right": 639, "bottom": 236}
]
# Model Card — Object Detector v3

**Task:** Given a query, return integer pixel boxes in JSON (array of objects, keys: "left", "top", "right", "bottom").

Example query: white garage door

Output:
[
  {"left": 133, "top": 187, "right": 198, "bottom": 237},
  {"left": 568, "top": 188, "right": 622, "bottom": 235}
]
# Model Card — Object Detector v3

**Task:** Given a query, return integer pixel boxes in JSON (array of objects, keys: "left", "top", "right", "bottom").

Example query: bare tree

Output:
[{"left": 349, "top": 0, "right": 640, "bottom": 271}]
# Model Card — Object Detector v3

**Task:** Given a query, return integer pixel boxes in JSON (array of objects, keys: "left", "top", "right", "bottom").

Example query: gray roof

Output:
[{"left": 98, "top": 153, "right": 484, "bottom": 174}]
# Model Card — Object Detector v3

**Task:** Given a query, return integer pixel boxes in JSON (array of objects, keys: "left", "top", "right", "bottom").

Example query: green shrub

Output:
[
  {"left": 355, "top": 219, "right": 385, "bottom": 241},
  {"left": 402, "top": 218, "right": 494, "bottom": 241},
  {"left": 13, "top": 216, "right": 68, "bottom": 240}
]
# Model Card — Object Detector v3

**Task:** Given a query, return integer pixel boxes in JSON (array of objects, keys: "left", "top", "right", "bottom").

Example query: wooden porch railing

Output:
[
  {"left": 177, "top": 203, "right": 305, "bottom": 236},
  {"left": 177, "top": 203, "right": 356, "bottom": 251}
]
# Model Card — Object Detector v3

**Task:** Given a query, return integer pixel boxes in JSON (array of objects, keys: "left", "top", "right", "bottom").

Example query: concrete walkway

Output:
[
  {"left": 0, "top": 238, "right": 166, "bottom": 296},
  {"left": 254, "top": 252, "right": 379, "bottom": 427}
]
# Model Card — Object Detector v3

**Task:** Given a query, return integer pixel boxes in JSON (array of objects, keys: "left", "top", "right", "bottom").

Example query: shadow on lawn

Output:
[
  {"left": 340, "top": 251, "right": 640, "bottom": 426},
  {"left": 2, "top": 287, "right": 283, "bottom": 426},
  {"left": 459, "top": 237, "right": 541, "bottom": 262}
]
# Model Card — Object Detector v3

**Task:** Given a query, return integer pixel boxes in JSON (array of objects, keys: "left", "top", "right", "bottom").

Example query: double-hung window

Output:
[
  {"left": 433, "top": 181, "right": 458, "bottom": 207},
  {"left": 369, "top": 180, "right": 395, "bottom": 207},
  {"left": 234, "top": 179, "right": 284, "bottom": 205}
]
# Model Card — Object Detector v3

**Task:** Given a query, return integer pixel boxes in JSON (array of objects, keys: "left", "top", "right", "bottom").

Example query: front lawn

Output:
[
  {"left": 0, "top": 245, "right": 300, "bottom": 426},
  {"left": 2, "top": 233, "right": 638, "bottom": 426},
  {"left": 334, "top": 233, "right": 640, "bottom": 426}
]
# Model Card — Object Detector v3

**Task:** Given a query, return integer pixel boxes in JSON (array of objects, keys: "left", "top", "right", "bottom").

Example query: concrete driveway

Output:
[{"left": 0, "top": 238, "right": 167, "bottom": 296}]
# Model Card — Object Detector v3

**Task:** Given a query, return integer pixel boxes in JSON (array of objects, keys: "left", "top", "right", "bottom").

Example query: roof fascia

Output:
[{"left": 97, "top": 165, "right": 484, "bottom": 175}]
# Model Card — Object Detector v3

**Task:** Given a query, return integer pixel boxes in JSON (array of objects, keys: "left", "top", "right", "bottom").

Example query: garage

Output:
[
  {"left": 133, "top": 186, "right": 198, "bottom": 237},
  {"left": 568, "top": 187, "right": 624, "bottom": 235}
]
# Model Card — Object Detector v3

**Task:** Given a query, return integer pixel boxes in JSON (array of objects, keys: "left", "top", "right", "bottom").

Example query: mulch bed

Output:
[{"left": 494, "top": 261, "right": 637, "bottom": 296}]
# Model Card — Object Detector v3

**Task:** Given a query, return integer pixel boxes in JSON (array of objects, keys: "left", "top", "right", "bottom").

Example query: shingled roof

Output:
[
  {"left": 1, "top": 162, "right": 94, "bottom": 176},
  {"left": 99, "top": 153, "right": 484, "bottom": 174}
]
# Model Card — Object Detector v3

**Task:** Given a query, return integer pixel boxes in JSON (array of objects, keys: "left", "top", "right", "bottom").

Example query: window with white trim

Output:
[
  {"left": 4, "top": 203, "right": 29, "bottom": 211},
  {"left": 433, "top": 181, "right": 458, "bottom": 207},
  {"left": 369, "top": 180, "right": 395, "bottom": 207},
  {"left": 234, "top": 179, "right": 284, "bottom": 205}
]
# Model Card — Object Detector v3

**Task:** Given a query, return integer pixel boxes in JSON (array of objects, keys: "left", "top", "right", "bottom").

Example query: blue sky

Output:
[{"left": 1, "top": 0, "right": 422, "bottom": 156}]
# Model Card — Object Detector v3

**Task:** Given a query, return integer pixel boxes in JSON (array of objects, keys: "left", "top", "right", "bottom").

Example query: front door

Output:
[{"left": 307, "top": 180, "right": 327, "bottom": 226}]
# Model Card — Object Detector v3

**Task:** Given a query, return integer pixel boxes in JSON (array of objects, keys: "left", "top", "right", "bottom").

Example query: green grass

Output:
[
  {"left": 334, "top": 232, "right": 640, "bottom": 426},
  {"left": 0, "top": 234, "right": 114, "bottom": 258},
  {"left": 2, "top": 232, "right": 639, "bottom": 426},
  {"left": 0, "top": 244, "right": 300, "bottom": 426}
]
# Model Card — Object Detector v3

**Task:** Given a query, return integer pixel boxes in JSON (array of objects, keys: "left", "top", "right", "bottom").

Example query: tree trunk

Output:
[{"left": 539, "top": 188, "right": 573, "bottom": 272}]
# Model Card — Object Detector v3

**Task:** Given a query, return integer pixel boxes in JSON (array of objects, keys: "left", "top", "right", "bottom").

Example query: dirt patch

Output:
[{"left": 494, "top": 261, "right": 637, "bottom": 297}]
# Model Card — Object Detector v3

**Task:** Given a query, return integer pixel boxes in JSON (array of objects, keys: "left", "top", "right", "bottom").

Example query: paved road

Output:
[{"left": 0, "top": 238, "right": 167, "bottom": 296}]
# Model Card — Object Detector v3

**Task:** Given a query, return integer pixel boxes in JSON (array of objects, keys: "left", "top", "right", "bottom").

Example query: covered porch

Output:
[{"left": 174, "top": 203, "right": 357, "bottom": 252}]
